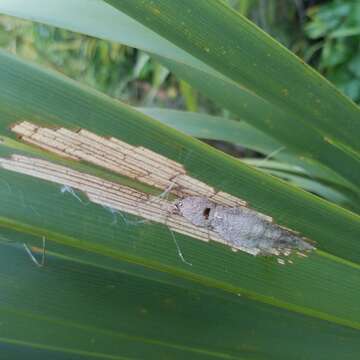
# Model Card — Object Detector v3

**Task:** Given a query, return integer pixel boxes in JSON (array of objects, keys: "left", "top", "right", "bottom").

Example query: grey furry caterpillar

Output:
[{"left": 174, "top": 196, "right": 315, "bottom": 256}]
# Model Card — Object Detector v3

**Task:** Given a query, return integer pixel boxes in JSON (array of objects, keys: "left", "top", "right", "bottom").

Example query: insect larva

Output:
[{"left": 174, "top": 196, "right": 315, "bottom": 256}]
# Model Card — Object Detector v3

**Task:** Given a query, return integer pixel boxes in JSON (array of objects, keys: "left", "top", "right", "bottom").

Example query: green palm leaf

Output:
[{"left": 0, "top": 1, "right": 359, "bottom": 358}]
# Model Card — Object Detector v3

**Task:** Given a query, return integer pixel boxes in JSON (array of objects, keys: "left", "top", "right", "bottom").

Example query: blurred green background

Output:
[{"left": 0, "top": 0, "right": 359, "bottom": 110}]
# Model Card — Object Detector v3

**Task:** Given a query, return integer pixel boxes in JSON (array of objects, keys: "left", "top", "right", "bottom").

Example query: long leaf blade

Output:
[{"left": 0, "top": 51, "right": 359, "bottom": 332}]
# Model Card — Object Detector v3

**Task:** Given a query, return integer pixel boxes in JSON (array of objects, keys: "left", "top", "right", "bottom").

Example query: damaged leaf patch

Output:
[
  {"left": 11, "top": 121, "right": 246, "bottom": 205},
  {"left": 0, "top": 154, "right": 225, "bottom": 246},
  {"left": 3, "top": 121, "right": 316, "bottom": 257}
]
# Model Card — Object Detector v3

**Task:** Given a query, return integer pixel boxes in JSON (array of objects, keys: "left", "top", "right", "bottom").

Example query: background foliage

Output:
[
  {"left": 1, "top": 0, "right": 359, "bottom": 109},
  {"left": 305, "top": 0, "right": 360, "bottom": 102}
]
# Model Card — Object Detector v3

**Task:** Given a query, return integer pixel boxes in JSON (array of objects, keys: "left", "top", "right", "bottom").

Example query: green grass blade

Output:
[
  {"left": 1, "top": 242, "right": 360, "bottom": 359},
  {"left": 244, "top": 159, "right": 351, "bottom": 206},
  {"left": 1, "top": 0, "right": 360, "bottom": 189},
  {"left": 0, "top": 51, "right": 360, "bottom": 333},
  {"left": 137, "top": 108, "right": 358, "bottom": 207},
  {"left": 103, "top": 0, "right": 360, "bottom": 188},
  {"left": 137, "top": 107, "right": 280, "bottom": 154},
  {"left": 105, "top": 0, "right": 360, "bottom": 150}
]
